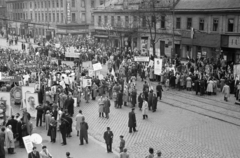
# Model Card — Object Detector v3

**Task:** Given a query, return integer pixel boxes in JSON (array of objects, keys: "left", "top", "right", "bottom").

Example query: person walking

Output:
[
  {"left": 119, "top": 135, "right": 125, "bottom": 153},
  {"left": 60, "top": 117, "right": 67, "bottom": 146},
  {"left": 156, "top": 83, "right": 163, "bottom": 100},
  {"left": 79, "top": 118, "right": 88, "bottom": 145},
  {"left": 128, "top": 108, "right": 138, "bottom": 133},
  {"left": 103, "top": 127, "right": 113, "bottom": 153},
  {"left": 47, "top": 117, "right": 57, "bottom": 143},
  {"left": 98, "top": 96, "right": 105, "bottom": 117},
  {"left": 28, "top": 147, "right": 40, "bottom": 158},
  {"left": 36, "top": 104, "right": 44, "bottom": 127},
  {"left": 75, "top": 110, "right": 84, "bottom": 136},
  {"left": 64, "top": 92, "right": 74, "bottom": 117},
  {"left": 142, "top": 98, "right": 149, "bottom": 119},
  {"left": 103, "top": 96, "right": 111, "bottom": 119},
  {"left": 65, "top": 113, "right": 73, "bottom": 137},
  {"left": 152, "top": 93, "right": 158, "bottom": 112},
  {"left": 222, "top": 82, "right": 230, "bottom": 102},
  {"left": 146, "top": 147, "right": 154, "bottom": 158},
  {"left": 155, "top": 150, "right": 162, "bottom": 158},
  {"left": 66, "top": 152, "right": 73, "bottom": 158},
  {"left": 5, "top": 125, "right": 15, "bottom": 154},
  {"left": 45, "top": 111, "right": 51, "bottom": 131},
  {"left": 6, "top": 115, "right": 18, "bottom": 138},
  {"left": 39, "top": 146, "right": 52, "bottom": 158},
  {"left": 0, "top": 127, "right": 5, "bottom": 158}
]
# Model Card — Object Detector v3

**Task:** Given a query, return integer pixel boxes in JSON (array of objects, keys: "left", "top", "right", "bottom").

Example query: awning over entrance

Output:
[{"left": 94, "top": 35, "right": 109, "bottom": 38}]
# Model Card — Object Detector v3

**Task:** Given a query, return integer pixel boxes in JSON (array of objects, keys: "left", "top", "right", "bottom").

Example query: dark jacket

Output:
[
  {"left": 103, "top": 131, "right": 113, "bottom": 144},
  {"left": 128, "top": 111, "right": 136, "bottom": 128},
  {"left": 64, "top": 98, "right": 74, "bottom": 115},
  {"left": 28, "top": 151, "right": 40, "bottom": 158},
  {"left": 6, "top": 119, "right": 18, "bottom": 134}
]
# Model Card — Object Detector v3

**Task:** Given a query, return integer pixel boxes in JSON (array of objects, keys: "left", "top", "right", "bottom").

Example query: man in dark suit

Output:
[
  {"left": 6, "top": 115, "right": 18, "bottom": 138},
  {"left": 64, "top": 93, "right": 74, "bottom": 117},
  {"left": 156, "top": 82, "right": 163, "bottom": 100},
  {"left": 60, "top": 116, "right": 68, "bottom": 146},
  {"left": 35, "top": 105, "right": 44, "bottom": 127},
  {"left": 103, "top": 127, "right": 113, "bottom": 153},
  {"left": 128, "top": 108, "right": 138, "bottom": 133}
]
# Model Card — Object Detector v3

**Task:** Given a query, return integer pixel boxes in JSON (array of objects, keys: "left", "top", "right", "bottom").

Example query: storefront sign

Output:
[
  {"left": 229, "top": 36, "right": 240, "bottom": 49},
  {"left": 66, "top": 0, "right": 71, "bottom": 24}
]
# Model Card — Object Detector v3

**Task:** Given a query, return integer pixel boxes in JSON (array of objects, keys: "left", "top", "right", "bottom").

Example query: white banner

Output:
[
  {"left": 65, "top": 52, "right": 80, "bottom": 58},
  {"left": 83, "top": 79, "right": 92, "bottom": 87},
  {"left": 23, "top": 136, "right": 33, "bottom": 154},
  {"left": 134, "top": 56, "right": 149, "bottom": 62},
  {"left": 93, "top": 63, "right": 102, "bottom": 71},
  {"left": 154, "top": 58, "right": 162, "bottom": 75}
]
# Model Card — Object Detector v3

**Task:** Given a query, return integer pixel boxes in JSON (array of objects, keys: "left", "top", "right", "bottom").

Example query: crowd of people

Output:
[{"left": 0, "top": 33, "right": 237, "bottom": 158}]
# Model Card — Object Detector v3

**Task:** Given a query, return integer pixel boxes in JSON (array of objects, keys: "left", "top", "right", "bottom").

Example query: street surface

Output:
[{"left": 2, "top": 37, "right": 240, "bottom": 158}]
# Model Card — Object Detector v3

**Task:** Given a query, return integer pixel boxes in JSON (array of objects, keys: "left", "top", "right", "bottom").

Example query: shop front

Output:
[
  {"left": 181, "top": 31, "right": 221, "bottom": 60},
  {"left": 221, "top": 35, "right": 240, "bottom": 64},
  {"left": 56, "top": 24, "right": 89, "bottom": 38}
]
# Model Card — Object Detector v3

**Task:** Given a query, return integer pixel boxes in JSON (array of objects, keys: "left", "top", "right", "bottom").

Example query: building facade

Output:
[
  {"left": 174, "top": 0, "right": 240, "bottom": 63},
  {"left": 6, "top": 0, "right": 103, "bottom": 39},
  {"left": 93, "top": 0, "right": 181, "bottom": 57}
]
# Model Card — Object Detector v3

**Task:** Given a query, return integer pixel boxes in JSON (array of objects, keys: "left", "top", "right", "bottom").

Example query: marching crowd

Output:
[{"left": 0, "top": 34, "right": 237, "bottom": 158}]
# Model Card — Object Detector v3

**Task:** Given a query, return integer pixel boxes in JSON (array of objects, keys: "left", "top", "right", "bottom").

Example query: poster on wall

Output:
[
  {"left": 25, "top": 93, "right": 39, "bottom": 117},
  {"left": 154, "top": 58, "right": 163, "bottom": 75},
  {"left": 0, "top": 92, "right": 12, "bottom": 117},
  {"left": 22, "top": 86, "right": 35, "bottom": 109}
]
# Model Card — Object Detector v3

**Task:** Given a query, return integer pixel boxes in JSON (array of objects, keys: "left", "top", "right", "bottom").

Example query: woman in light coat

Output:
[
  {"left": 142, "top": 99, "right": 148, "bottom": 120},
  {"left": 206, "top": 78, "right": 214, "bottom": 95},
  {"left": 222, "top": 83, "right": 230, "bottom": 101},
  {"left": 5, "top": 126, "right": 15, "bottom": 154},
  {"left": 98, "top": 96, "right": 105, "bottom": 117},
  {"left": 186, "top": 76, "right": 192, "bottom": 91}
]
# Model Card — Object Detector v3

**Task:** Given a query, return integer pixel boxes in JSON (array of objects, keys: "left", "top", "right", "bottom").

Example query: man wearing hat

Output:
[
  {"left": 128, "top": 108, "right": 138, "bottom": 133},
  {"left": 156, "top": 150, "right": 162, "bottom": 158},
  {"left": 119, "top": 135, "right": 125, "bottom": 153}
]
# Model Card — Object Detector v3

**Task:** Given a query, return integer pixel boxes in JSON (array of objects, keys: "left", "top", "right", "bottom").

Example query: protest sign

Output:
[
  {"left": 134, "top": 56, "right": 149, "bottom": 62},
  {"left": 23, "top": 136, "right": 33, "bottom": 154},
  {"left": 93, "top": 63, "right": 102, "bottom": 71},
  {"left": 83, "top": 79, "right": 92, "bottom": 87},
  {"left": 154, "top": 58, "right": 162, "bottom": 75}
]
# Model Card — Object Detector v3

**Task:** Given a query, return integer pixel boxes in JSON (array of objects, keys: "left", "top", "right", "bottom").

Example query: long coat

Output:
[
  {"left": 0, "top": 134, "right": 5, "bottom": 157},
  {"left": 45, "top": 113, "right": 51, "bottom": 130},
  {"left": 103, "top": 131, "right": 113, "bottom": 144},
  {"left": 186, "top": 77, "right": 192, "bottom": 88},
  {"left": 65, "top": 98, "right": 74, "bottom": 116},
  {"left": 98, "top": 98, "right": 104, "bottom": 113},
  {"left": 5, "top": 128, "right": 14, "bottom": 148},
  {"left": 103, "top": 98, "right": 111, "bottom": 114},
  {"left": 75, "top": 113, "right": 84, "bottom": 131},
  {"left": 142, "top": 101, "right": 148, "bottom": 115},
  {"left": 222, "top": 85, "right": 230, "bottom": 98},
  {"left": 128, "top": 112, "right": 136, "bottom": 128},
  {"left": 79, "top": 122, "right": 88, "bottom": 140}
]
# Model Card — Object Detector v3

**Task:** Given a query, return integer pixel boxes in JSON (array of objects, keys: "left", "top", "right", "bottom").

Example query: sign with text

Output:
[
  {"left": 154, "top": 58, "right": 162, "bottom": 75},
  {"left": 23, "top": 136, "right": 33, "bottom": 154},
  {"left": 93, "top": 63, "right": 102, "bottom": 71},
  {"left": 229, "top": 36, "right": 240, "bottom": 49},
  {"left": 66, "top": 0, "right": 71, "bottom": 24}
]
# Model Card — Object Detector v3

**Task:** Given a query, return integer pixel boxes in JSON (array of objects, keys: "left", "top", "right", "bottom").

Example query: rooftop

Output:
[{"left": 175, "top": 0, "right": 240, "bottom": 10}]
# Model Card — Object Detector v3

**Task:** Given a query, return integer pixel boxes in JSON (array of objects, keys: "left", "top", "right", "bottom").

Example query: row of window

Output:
[
  {"left": 176, "top": 17, "right": 234, "bottom": 32},
  {"left": 96, "top": 15, "right": 236, "bottom": 33},
  {"left": 11, "top": 12, "right": 87, "bottom": 24},
  {"left": 97, "top": 15, "right": 166, "bottom": 29},
  {"left": 9, "top": 0, "right": 97, "bottom": 10}
]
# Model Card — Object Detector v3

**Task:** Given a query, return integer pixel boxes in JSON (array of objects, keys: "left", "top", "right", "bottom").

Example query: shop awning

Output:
[{"left": 94, "top": 35, "right": 109, "bottom": 38}]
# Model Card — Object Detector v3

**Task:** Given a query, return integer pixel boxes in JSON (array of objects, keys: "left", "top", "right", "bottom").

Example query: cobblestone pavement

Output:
[
  {"left": 3, "top": 38, "right": 240, "bottom": 157},
  {"left": 73, "top": 65, "right": 240, "bottom": 158}
]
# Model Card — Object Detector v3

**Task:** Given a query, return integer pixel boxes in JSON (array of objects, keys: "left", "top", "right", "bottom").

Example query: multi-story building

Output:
[
  {"left": 174, "top": 0, "right": 240, "bottom": 63},
  {"left": 93, "top": 0, "right": 181, "bottom": 57},
  {"left": 6, "top": 0, "right": 103, "bottom": 39},
  {"left": 93, "top": 0, "right": 240, "bottom": 63}
]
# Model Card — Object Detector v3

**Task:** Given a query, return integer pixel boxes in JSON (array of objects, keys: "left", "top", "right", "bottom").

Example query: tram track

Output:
[
  {"left": 165, "top": 90, "right": 240, "bottom": 113},
  {"left": 162, "top": 93, "right": 240, "bottom": 127}
]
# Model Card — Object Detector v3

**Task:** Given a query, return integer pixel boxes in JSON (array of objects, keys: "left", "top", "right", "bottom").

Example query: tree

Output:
[{"left": 134, "top": 0, "right": 173, "bottom": 56}]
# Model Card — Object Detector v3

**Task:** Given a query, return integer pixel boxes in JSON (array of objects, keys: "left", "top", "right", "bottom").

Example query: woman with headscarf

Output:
[{"left": 47, "top": 117, "right": 57, "bottom": 143}]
